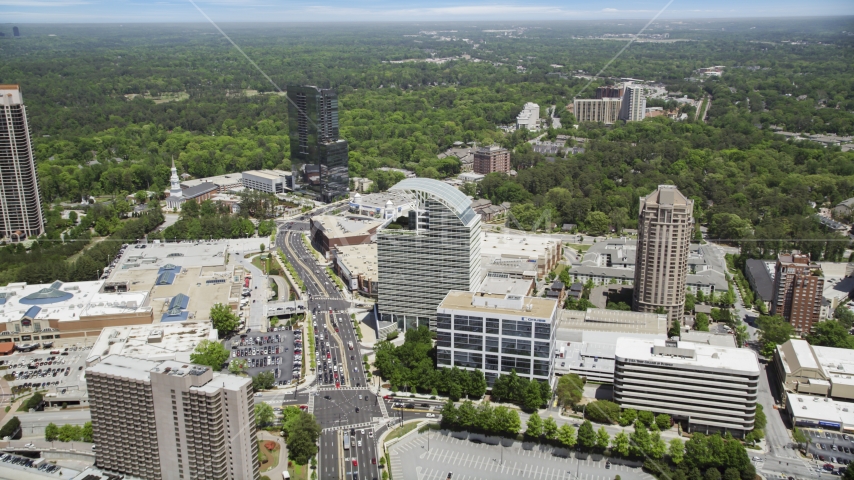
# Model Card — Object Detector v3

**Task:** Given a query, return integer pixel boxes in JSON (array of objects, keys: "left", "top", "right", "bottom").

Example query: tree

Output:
[
  {"left": 210, "top": 303, "right": 240, "bottom": 337},
  {"left": 754, "top": 403, "right": 767, "bottom": 430},
  {"left": 475, "top": 401, "right": 494, "bottom": 432},
  {"left": 467, "top": 369, "right": 488, "bottom": 398},
  {"left": 280, "top": 406, "right": 302, "bottom": 434},
  {"left": 595, "top": 426, "right": 610, "bottom": 450},
  {"left": 181, "top": 199, "right": 200, "bottom": 218},
  {"left": 835, "top": 304, "right": 854, "bottom": 329},
  {"left": 252, "top": 371, "right": 276, "bottom": 391},
  {"left": 809, "top": 320, "right": 854, "bottom": 349},
  {"left": 845, "top": 464, "right": 854, "bottom": 480},
  {"left": 260, "top": 243, "right": 266, "bottom": 253},
  {"left": 723, "top": 468, "right": 741, "bottom": 480},
  {"left": 190, "top": 339, "right": 229, "bottom": 370},
  {"left": 555, "top": 373, "right": 584, "bottom": 408},
  {"left": 68, "top": 210, "right": 78, "bottom": 225},
  {"left": 229, "top": 358, "right": 248, "bottom": 374},
  {"left": 637, "top": 410, "right": 655, "bottom": 427},
  {"left": 611, "top": 431, "right": 630, "bottom": 457},
  {"left": 58, "top": 424, "right": 82, "bottom": 442},
  {"left": 669, "top": 318, "right": 681, "bottom": 337},
  {"left": 0, "top": 416, "right": 19, "bottom": 440},
  {"left": 457, "top": 401, "right": 477, "bottom": 429},
  {"left": 543, "top": 416, "right": 558, "bottom": 440},
  {"left": 629, "top": 422, "right": 651, "bottom": 457},
  {"left": 655, "top": 414, "right": 671, "bottom": 430},
  {"left": 792, "top": 427, "right": 808, "bottom": 448},
  {"left": 584, "top": 400, "right": 621, "bottom": 424},
  {"left": 756, "top": 315, "right": 795, "bottom": 356},
  {"left": 82, "top": 422, "right": 93, "bottom": 443},
  {"left": 255, "top": 402, "right": 275, "bottom": 427},
  {"left": 526, "top": 412, "right": 543, "bottom": 438},
  {"left": 522, "top": 379, "right": 543, "bottom": 411},
  {"left": 556, "top": 424, "right": 577, "bottom": 448},
  {"left": 585, "top": 211, "right": 610, "bottom": 235},
  {"left": 493, "top": 406, "right": 521, "bottom": 436},
  {"left": 649, "top": 431, "right": 667, "bottom": 459},
  {"left": 45, "top": 422, "right": 59, "bottom": 442},
  {"left": 284, "top": 411, "right": 321, "bottom": 465},
  {"left": 695, "top": 312, "right": 710, "bottom": 332},
  {"left": 619, "top": 408, "right": 637, "bottom": 426},
  {"left": 134, "top": 190, "right": 147, "bottom": 205},
  {"left": 577, "top": 420, "right": 597, "bottom": 450},
  {"left": 705, "top": 468, "right": 722, "bottom": 480},
  {"left": 669, "top": 438, "right": 685, "bottom": 465},
  {"left": 440, "top": 400, "right": 458, "bottom": 426}
]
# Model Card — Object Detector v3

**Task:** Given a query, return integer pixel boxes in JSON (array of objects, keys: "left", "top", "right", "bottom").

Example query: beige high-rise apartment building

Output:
[
  {"left": 632, "top": 185, "right": 694, "bottom": 322},
  {"left": 573, "top": 97, "right": 622, "bottom": 125},
  {"left": 771, "top": 253, "right": 824, "bottom": 334},
  {"left": 86, "top": 355, "right": 260, "bottom": 480},
  {"left": 0, "top": 85, "right": 44, "bottom": 242}
]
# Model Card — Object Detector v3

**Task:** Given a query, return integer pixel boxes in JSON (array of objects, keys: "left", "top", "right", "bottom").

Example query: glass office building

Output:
[
  {"left": 287, "top": 85, "right": 349, "bottom": 203},
  {"left": 377, "top": 179, "right": 483, "bottom": 332}
]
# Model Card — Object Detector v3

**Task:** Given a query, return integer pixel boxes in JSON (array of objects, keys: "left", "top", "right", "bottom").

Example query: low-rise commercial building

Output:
[
  {"left": 181, "top": 173, "right": 243, "bottom": 193},
  {"left": 437, "top": 291, "right": 558, "bottom": 386},
  {"left": 482, "top": 233, "right": 562, "bottom": 279},
  {"left": 242, "top": 169, "right": 292, "bottom": 194},
  {"left": 348, "top": 192, "right": 414, "bottom": 219},
  {"left": 310, "top": 215, "right": 383, "bottom": 259},
  {"left": 86, "top": 322, "right": 218, "bottom": 365},
  {"left": 786, "top": 392, "right": 854, "bottom": 433},
  {"left": 774, "top": 339, "right": 854, "bottom": 401},
  {"left": 554, "top": 308, "right": 668, "bottom": 382},
  {"left": 614, "top": 338, "right": 760, "bottom": 436},
  {"left": 332, "top": 243, "right": 378, "bottom": 298},
  {"left": 87, "top": 355, "right": 259, "bottom": 480}
]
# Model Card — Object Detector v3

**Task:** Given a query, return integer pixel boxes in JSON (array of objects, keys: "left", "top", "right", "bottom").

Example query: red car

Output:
[
  {"left": 352, "top": 460, "right": 358, "bottom": 467},
  {"left": 327, "top": 353, "right": 331, "bottom": 359},
  {"left": 298, "top": 405, "right": 308, "bottom": 411},
  {"left": 383, "top": 395, "right": 392, "bottom": 400},
  {"left": 335, "top": 382, "right": 340, "bottom": 388},
  {"left": 371, "top": 458, "right": 376, "bottom": 465}
]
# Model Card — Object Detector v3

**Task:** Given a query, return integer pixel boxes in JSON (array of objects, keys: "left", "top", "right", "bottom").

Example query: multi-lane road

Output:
[{"left": 278, "top": 222, "right": 385, "bottom": 480}]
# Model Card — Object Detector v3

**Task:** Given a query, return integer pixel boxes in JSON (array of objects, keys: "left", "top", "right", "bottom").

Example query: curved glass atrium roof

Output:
[
  {"left": 389, "top": 178, "right": 477, "bottom": 224},
  {"left": 20, "top": 287, "right": 74, "bottom": 305}
]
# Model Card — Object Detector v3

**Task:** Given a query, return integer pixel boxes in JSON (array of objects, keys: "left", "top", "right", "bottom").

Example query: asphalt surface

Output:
[
  {"left": 225, "top": 330, "right": 299, "bottom": 386},
  {"left": 278, "top": 221, "right": 383, "bottom": 480},
  {"left": 805, "top": 428, "right": 854, "bottom": 467}
]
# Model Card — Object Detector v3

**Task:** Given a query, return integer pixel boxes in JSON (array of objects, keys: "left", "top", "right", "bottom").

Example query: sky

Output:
[{"left": 1, "top": 0, "right": 853, "bottom": 23}]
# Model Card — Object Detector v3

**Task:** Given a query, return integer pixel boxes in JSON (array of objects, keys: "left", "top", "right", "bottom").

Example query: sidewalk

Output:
[{"left": 258, "top": 429, "right": 288, "bottom": 479}]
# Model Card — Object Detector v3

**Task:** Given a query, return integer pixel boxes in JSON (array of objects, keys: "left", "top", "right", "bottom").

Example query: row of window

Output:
[
  {"left": 437, "top": 313, "right": 551, "bottom": 339},
  {"left": 438, "top": 349, "right": 550, "bottom": 377}
]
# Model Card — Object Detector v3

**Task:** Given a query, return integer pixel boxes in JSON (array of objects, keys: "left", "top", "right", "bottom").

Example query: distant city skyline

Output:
[{"left": 2, "top": 0, "right": 853, "bottom": 23}]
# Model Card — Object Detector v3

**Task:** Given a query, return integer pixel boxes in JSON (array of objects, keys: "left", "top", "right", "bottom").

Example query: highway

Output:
[{"left": 278, "top": 222, "right": 383, "bottom": 480}]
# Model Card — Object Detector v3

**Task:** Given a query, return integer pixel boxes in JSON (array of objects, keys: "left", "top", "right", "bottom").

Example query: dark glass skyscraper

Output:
[{"left": 287, "top": 85, "right": 349, "bottom": 203}]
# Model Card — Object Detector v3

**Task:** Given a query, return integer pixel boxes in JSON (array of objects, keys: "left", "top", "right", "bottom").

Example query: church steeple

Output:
[{"left": 170, "top": 158, "right": 183, "bottom": 199}]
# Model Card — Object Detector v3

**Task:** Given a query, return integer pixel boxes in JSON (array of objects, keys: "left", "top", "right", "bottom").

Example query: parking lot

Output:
[
  {"left": 0, "top": 453, "right": 66, "bottom": 477},
  {"left": 225, "top": 328, "right": 301, "bottom": 386},
  {"left": 804, "top": 428, "right": 854, "bottom": 467},
  {"left": 1, "top": 346, "right": 90, "bottom": 398}
]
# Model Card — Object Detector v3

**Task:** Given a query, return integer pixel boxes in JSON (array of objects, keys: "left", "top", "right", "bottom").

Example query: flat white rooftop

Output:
[
  {"left": 482, "top": 232, "right": 560, "bottom": 259},
  {"left": 439, "top": 291, "right": 557, "bottom": 321},
  {"left": 615, "top": 337, "right": 760, "bottom": 374},
  {"left": 313, "top": 215, "right": 382, "bottom": 239},
  {"left": 0, "top": 280, "right": 149, "bottom": 324},
  {"left": 334, "top": 243, "right": 378, "bottom": 282},
  {"left": 87, "top": 322, "right": 218, "bottom": 364},
  {"left": 559, "top": 308, "right": 668, "bottom": 335},
  {"left": 790, "top": 338, "right": 820, "bottom": 370}
]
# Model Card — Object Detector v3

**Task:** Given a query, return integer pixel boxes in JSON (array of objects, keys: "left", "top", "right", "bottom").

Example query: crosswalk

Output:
[
  {"left": 322, "top": 421, "right": 374, "bottom": 433},
  {"left": 317, "top": 386, "right": 365, "bottom": 391},
  {"left": 307, "top": 389, "right": 315, "bottom": 414}
]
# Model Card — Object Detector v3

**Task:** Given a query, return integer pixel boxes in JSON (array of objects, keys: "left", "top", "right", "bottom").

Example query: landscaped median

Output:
[
  {"left": 306, "top": 312, "right": 316, "bottom": 370},
  {"left": 278, "top": 252, "right": 306, "bottom": 292}
]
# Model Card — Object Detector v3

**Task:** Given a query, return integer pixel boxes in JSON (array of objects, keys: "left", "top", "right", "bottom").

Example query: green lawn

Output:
[
  {"left": 565, "top": 243, "right": 591, "bottom": 253},
  {"left": 288, "top": 462, "right": 309, "bottom": 480},
  {"left": 385, "top": 422, "right": 419, "bottom": 442}
]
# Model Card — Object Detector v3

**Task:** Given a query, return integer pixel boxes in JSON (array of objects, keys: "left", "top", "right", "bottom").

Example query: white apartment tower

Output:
[
  {"left": 378, "top": 178, "right": 483, "bottom": 331},
  {"left": 573, "top": 98, "right": 622, "bottom": 125},
  {"left": 632, "top": 185, "right": 694, "bottom": 322},
  {"left": 0, "top": 85, "right": 44, "bottom": 241},
  {"left": 437, "top": 291, "right": 558, "bottom": 386},
  {"left": 86, "top": 355, "right": 260, "bottom": 480},
  {"left": 516, "top": 102, "right": 540, "bottom": 130},
  {"left": 614, "top": 338, "right": 760, "bottom": 436},
  {"left": 620, "top": 85, "right": 647, "bottom": 122}
]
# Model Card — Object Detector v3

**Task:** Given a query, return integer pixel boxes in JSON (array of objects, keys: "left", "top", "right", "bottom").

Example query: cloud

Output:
[{"left": 602, "top": 7, "right": 618, "bottom": 12}]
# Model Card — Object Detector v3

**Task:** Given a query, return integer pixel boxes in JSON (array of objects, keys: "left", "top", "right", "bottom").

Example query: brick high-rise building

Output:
[
  {"left": 632, "top": 185, "right": 694, "bottom": 323},
  {"left": 770, "top": 253, "right": 824, "bottom": 334},
  {"left": 472, "top": 146, "right": 511, "bottom": 174},
  {"left": 86, "top": 355, "right": 260, "bottom": 480},
  {"left": 596, "top": 85, "right": 624, "bottom": 99},
  {"left": 0, "top": 85, "right": 44, "bottom": 242}
]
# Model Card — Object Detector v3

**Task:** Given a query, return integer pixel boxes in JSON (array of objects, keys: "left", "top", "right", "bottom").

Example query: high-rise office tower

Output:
[
  {"left": 620, "top": 85, "right": 647, "bottom": 122},
  {"left": 0, "top": 85, "right": 45, "bottom": 242},
  {"left": 770, "top": 253, "right": 824, "bottom": 334},
  {"left": 12, "top": 27, "right": 20, "bottom": 37},
  {"left": 378, "top": 178, "right": 483, "bottom": 332},
  {"left": 287, "top": 85, "right": 349, "bottom": 203},
  {"left": 86, "top": 355, "right": 260, "bottom": 480},
  {"left": 633, "top": 185, "right": 694, "bottom": 323}
]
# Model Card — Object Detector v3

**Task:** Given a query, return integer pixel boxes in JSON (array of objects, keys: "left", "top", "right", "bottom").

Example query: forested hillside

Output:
[{"left": 1, "top": 18, "right": 853, "bottom": 261}]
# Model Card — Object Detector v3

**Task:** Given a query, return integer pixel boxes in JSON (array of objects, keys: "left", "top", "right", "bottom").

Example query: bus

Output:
[{"left": 343, "top": 433, "right": 350, "bottom": 450}]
